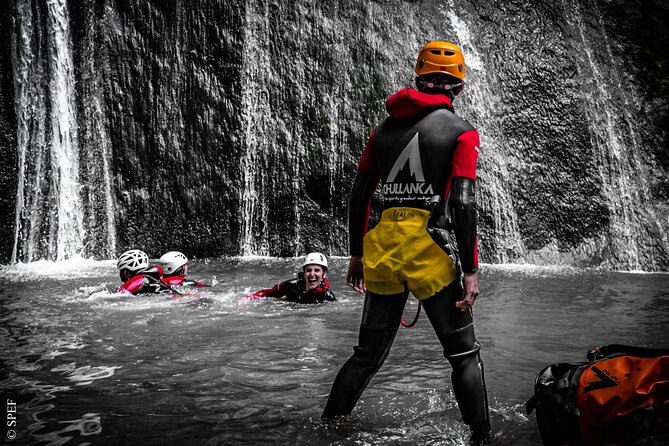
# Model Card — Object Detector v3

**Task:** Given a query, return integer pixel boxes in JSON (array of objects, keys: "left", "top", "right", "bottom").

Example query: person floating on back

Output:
[
  {"left": 250, "top": 252, "right": 336, "bottom": 304},
  {"left": 158, "top": 251, "right": 208, "bottom": 288},
  {"left": 116, "top": 249, "right": 173, "bottom": 295}
]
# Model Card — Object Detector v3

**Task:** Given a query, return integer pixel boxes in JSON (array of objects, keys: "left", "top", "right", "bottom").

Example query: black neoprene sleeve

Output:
[
  {"left": 450, "top": 176, "right": 478, "bottom": 273},
  {"left": 348, "top": 173, "right": 378, "bottom": 256}
]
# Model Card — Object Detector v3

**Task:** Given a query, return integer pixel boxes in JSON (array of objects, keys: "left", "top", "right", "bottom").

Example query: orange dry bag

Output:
[{"left": 526, "top": 344, "right": 669, "bottom": 446}]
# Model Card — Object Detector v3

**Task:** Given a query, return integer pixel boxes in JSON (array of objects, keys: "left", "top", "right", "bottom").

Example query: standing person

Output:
[
  {"left": 250, "top": 252, "right": 336, "bottom": 304},
  {"left": 322, "top": 41, "right": 491, "bottom": 445},
  {"left": 158, "top": 251, "right": 208, "bottom": 288}
]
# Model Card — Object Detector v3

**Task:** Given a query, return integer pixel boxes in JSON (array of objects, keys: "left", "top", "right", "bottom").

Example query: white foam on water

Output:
[
  {"left": 0, "top": 257, "right": 115, "bottom": 281},
  {"left": 51, "top": 363, "right": 122, "bottom": 386}
]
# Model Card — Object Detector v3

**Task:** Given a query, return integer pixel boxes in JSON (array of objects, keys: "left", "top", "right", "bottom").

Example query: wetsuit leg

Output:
[
  {"left": 322, "top": 290, "right": 409, "bottom": 418},
  {"left": 421, "top": 281, "right": 490, "bottom": 439}
]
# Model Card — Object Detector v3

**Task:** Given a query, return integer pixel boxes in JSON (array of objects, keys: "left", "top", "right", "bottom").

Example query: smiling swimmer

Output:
[{"left": 250, "top": 252, "right": 336, "bottom": 303}]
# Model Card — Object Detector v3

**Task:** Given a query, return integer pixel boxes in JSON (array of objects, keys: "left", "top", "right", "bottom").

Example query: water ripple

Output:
[{"left": 50, "top": 363, "right": 122, "bottom": 386}]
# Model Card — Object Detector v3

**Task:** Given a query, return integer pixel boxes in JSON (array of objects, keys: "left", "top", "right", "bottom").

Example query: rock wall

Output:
[{"left": 1, "top": 0, "right": 668, "bottom": 270}]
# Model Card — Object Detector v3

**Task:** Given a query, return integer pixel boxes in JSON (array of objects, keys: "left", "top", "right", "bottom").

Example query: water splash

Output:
[
  {"left": 11, "top": 0, "right": 84, "bottom": 262},
  {"left": 0, "top": 257, "right": 115, "bottom": 282},
  {"left": 442, "top": 2, "right": 526, "bottom": 263}
]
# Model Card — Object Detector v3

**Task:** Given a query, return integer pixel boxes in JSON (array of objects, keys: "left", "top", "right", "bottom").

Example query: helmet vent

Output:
[{"left": 415, "top": 41, "right": 465, "bottom": 79}]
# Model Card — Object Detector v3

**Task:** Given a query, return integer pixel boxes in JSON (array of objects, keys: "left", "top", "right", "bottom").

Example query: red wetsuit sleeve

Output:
[
  {"left": 164, "top": 276, "right": 208, "bottom": 287},
  {"left": 254, "top": 281, "right": 287, "bottom": 298},
  {"left": 357, "top": 131, "right": 379, "bottom": 177},
  {"left": 446, "top": 130, "right": 480, "bottom": 273},
  {"left": 118, "top": 275, "right": 146, "bottom": 295},
  {"left": 349, "top": 132, "right": 380, "bottom": 256},
  {"left": 163, "top": 276, "right": 184, "bottom": 287},
  {"left": 446, "top": 129, "right": 479, "bottom": 196}
]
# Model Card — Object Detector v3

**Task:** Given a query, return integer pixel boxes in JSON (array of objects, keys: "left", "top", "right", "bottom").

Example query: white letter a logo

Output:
[{"left": 387, "top": 133, "right": 425, "bottom": 182}]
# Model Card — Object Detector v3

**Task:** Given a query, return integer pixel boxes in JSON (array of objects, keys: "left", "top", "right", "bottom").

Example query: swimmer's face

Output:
[
  {"left": 303, "top": 264, "right": 326, "bottom": 291},
  {"left": 119, "top": 268, "right": 133, "bottom": 282}
]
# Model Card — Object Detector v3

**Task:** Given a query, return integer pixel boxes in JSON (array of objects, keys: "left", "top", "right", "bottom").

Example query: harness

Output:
[{"left": 399, "top": 194, "right": 462, "bottom": 329}]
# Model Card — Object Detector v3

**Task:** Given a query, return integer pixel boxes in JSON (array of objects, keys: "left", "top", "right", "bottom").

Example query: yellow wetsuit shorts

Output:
[{"left": 363, "top": 207, "right": 458, "bottom": 300}]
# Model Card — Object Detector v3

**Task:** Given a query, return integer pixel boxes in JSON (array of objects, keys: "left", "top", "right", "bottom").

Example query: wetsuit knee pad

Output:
[
  {"left": 441, "top": 323, "right": 480, "bottom": 360},
  {"left": 444, "top": 324, "right": 489, "bottom": 429},
  {"left": 350, "top": 325, "right": 398, "bottom": 369}
]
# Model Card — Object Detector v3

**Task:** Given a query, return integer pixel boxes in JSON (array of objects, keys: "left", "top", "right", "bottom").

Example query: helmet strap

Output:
[{"left": 415, "top": 76, "right": 464, "bottom": 98}]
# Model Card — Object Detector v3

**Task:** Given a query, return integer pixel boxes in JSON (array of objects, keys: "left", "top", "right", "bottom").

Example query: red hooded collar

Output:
[{"left": 385, "top": 88, "right": 454, "bottom": 118}]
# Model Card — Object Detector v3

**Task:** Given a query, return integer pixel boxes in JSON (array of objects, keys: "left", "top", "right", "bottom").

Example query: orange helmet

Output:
[{"left": 415, "top": 41, "right": 466, "bottom": 79}]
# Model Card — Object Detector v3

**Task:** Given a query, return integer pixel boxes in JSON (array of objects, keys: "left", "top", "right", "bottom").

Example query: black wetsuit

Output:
[
  {"left": 117, "top": 266, "right": 173, "bottom": 295},
  {"left": 322, "top": 88, "right": 490, "bottom": 440},
  {"left": 254, "top": 273, "right": 336, "bottom": 304}
]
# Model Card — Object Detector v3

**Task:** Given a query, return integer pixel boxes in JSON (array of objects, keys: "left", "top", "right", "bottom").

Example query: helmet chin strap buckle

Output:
[
  {"left": 418, "top": 77, "right": 463, "bottom": 96},
  {"left": 418, "top": 77, "right": 462, "bottom": 93}
]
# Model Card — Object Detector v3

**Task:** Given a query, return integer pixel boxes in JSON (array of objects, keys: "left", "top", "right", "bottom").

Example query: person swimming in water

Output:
[
  {"left": 158, "top": 251, "right": 208, "bottom": 288},
  {"left": 250, "top": 252, "right": 336, "bottom": 304},
  {"left": 116, "top": 249, "right": 173, "bottom": 295}
]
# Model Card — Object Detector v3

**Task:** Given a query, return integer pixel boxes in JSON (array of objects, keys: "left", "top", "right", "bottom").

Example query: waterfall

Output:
[
  {"left": 11, "top": 0, "right": 47, "bottom": 263},
  {"left": 239, "top": 0, "right": 271, "bottom": 256},
  {"left": 442, "top": 1, "right": 526, "bottom": 263},
  {"left": 564, "top": 0, "right": 669, "bottom": 270},
  {"left": 11, "top": 0, "right": 84, "bottom": 262},
  {"left": 78, "top": 2, "right": 117, "bottom": 260}
]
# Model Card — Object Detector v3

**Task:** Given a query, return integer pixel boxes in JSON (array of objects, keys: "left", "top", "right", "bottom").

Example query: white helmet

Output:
[
  {"left": 158, "top": 251, "right": 188, "bottom": 274},
  {"left": 117, "top": 249, "right": 149, "bottom": 273},
  {"left": 303, "top": 252, "right": 328, "bottom": 270}
]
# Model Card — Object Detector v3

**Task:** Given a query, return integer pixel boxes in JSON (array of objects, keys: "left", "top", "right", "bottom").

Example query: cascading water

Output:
[
  {"left": 11, "top": 0, "right": 84, "bottom": 262},
  {"left": 239, "top": 0, "right": 271, "bottom": 257},
  {"left": 443, "top": 1, "right": 526, "bottom": 263},
  {"left": 11, "top": 0, "right": 47, "bottom": 263},
  {"left": 564, "top": 0, "right": 669, "bottom": 270},
  {"left": 46, "top": 0, "right": 83, "bottom": 261},
  {"left": 77, "top": 1, "right": 117, "bottom": 260}
]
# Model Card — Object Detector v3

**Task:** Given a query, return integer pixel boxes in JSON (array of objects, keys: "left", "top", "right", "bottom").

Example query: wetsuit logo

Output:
[{"left": 384, "top": 133, "right": 434, "bottom": 198}]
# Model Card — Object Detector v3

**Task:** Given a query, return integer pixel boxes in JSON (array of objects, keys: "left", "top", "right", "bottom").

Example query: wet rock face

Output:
[
  {"left": 1, "top": 0, "right": 668, "bottom": 270},
  {"left": 0, "top": 4, "right": 17, "bottom": 263}
]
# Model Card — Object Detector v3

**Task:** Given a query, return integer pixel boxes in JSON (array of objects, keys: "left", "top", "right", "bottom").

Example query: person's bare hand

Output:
[
  {"left": 456, "top": 272, "right": 479, "bottom": 311},
  {"left": 346, "top": 256, "right": 366, "bottom": 294}
]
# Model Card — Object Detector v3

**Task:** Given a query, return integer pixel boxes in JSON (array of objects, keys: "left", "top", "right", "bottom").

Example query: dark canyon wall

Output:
[{"left": 1, "top": 0, "right": 668, "bottom": 270}]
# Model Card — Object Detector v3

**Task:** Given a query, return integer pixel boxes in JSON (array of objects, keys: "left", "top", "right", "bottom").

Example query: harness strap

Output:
[{"left": 400, "top": 301, "right": 422, "bottom": 328}]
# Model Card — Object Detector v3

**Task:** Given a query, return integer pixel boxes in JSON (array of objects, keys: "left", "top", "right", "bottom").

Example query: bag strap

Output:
[{"left": 588, "top": 344, "right": 669, "bottom": 361}]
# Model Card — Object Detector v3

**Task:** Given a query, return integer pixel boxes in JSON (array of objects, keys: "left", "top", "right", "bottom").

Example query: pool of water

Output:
[{"left": 1, "top": 257, "right": 668, "bottom": 445}]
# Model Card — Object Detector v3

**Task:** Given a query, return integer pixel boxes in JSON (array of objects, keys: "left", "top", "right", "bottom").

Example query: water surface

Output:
[{"left": 1, "top": 258, "right": 668, "bottom": 445}]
